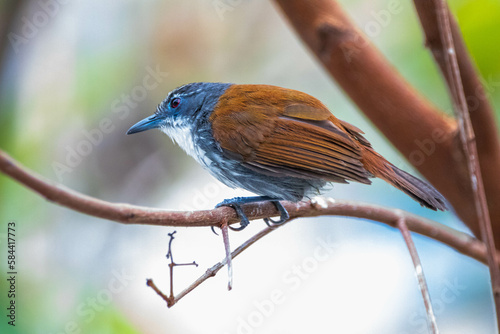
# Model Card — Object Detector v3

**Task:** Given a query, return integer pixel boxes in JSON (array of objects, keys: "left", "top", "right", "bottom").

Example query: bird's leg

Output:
[{"left": 215, "top": 196, "right": 287, "bottom": 231}]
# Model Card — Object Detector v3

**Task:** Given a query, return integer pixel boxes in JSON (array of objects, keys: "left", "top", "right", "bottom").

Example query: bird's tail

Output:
[{"left": 361, "top": 148, "right": 447, "bottom": 211}]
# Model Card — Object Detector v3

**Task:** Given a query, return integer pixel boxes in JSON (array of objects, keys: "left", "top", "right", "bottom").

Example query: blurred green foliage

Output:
[{"left": 452, "top": 0, "right": 500, "bottom": 77}]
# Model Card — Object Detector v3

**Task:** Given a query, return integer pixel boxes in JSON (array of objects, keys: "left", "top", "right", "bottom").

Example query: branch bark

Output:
[
  {"left": 0, "top": 149, "right": 498, "bottom": 267},
  {"left": 272, "top": 0, "right": 500, "bottom": 246}
]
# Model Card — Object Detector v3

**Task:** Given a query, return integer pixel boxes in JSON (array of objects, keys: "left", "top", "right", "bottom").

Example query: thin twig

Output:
[
  {"left": 0, "top": 149, "right": 498, "bottom": 267},
  {"left": 167, "top": 232, "right": 175, "bottom": 300},
  {"left": 432, "top": 0, "right": 500, "bottom": 321},
  {"left": 397, "top": 216, "right": 439, "bottom": 334},
  {"left": 146, "top": 279, "right": 171, "bottom": 307},
  {"left": 220, "top": 219, "right": 233, "bottom": 290}
]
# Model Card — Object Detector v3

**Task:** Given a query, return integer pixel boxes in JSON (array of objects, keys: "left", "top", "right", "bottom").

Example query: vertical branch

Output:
[
  {"left": 431, "top": 0, "right": 500, "bottom": 322},
  {"left": 397, "top": 216, "right": 439, "bottom": 334},
  {"left": 220, "top": 219, "right": 233, "bottom": 290},
  {"left": 166, "top": 231, "right": 177, "bottom": 300}
]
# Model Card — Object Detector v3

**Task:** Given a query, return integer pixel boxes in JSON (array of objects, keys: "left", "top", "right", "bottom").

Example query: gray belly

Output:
[{"left": 200, "top": 147, "right": 326, "bottom": 201}]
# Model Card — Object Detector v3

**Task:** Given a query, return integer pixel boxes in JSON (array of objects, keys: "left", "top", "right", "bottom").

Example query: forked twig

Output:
[
  {"left": 154, "top": 221, "right": 289, "bottom": 308},
  {"left": 397, "top": 216, "right": 439, "bottom": 334},
  {"left": 147, "top": 231, "right": 197, "bottom": 307}
]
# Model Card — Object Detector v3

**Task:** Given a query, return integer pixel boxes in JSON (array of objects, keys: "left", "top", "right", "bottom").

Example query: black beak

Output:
[{"left": 127, "top": 114, "right": 162, "bottom": 135}]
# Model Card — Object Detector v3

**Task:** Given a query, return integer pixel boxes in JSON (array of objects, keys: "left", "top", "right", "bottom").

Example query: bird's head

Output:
[{"left": 126, "top": 82, "right": 231, "bottom": 135}]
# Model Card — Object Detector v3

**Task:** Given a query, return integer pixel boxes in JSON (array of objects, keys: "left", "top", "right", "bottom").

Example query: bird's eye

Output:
[{"left": 170, "top": 98, "right": 181, "bottom": 109}]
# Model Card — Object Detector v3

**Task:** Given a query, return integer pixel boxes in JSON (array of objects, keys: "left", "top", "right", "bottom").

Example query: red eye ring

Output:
[{"left": 170, "top": 98, "right": 181, "bottom": 109}]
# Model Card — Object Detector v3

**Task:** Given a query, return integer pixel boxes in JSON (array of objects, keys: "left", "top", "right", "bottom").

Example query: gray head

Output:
[{"left": 126, "top": 82, "right": 232, "bottom": 135}]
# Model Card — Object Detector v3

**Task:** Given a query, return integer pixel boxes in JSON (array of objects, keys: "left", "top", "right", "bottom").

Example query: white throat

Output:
[{"left": 160, "top": 123, "right": 206, "bottom": 166}]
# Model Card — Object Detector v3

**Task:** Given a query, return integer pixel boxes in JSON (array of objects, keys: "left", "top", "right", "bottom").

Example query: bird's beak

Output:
[{"left": 126, "top": 114, "right": 163, "bottom": 135}]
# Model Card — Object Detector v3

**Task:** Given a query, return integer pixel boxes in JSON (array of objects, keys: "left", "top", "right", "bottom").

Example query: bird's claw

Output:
[
  {"left": 214, "top": 196, "right": 289, "bottom": 232},
  {"left": 263, "top": 201, "right": 289, "bottom": 227},
  {"left": 216, "top": 199, "right": 251, "bottom": 231}
]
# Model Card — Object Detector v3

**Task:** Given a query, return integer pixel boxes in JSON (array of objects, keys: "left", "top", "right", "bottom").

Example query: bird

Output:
[{"left": 127, "top": 82, "right": 447, "bottom": 230}]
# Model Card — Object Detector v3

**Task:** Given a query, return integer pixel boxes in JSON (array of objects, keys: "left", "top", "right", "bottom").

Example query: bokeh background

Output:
[{"left": 1, "top": 0, "right": 500, "bottom": 333}]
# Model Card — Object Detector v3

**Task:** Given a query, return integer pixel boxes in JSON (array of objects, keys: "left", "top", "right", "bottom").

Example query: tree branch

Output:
[
  {"left": 220, "top": 219, "right": 233, "bottom": 290},
  {"left": 0, "top": 149, "right": 498, "bottom": 267},
  {"left": 272, "top": 0, "right": 500, "bottom": 247}
]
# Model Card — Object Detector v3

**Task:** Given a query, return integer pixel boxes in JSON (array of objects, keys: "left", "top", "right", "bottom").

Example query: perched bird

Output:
[{"left": 127, "top": 82, "right": 447, "bottom": 230}]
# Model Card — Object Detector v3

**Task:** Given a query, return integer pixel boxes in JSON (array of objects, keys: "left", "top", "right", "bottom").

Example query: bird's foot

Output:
[{"left": 214, "top": 196, "right": 288, "bottom": 231}]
